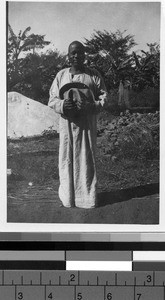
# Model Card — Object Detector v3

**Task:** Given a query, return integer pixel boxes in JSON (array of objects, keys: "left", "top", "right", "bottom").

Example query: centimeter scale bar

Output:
[{"left": 0, "top": 271, "right": 165, "bottom": 300}]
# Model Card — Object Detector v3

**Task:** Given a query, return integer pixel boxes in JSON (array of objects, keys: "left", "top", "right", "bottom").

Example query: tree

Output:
[
  {"left": 84, "top": 30, "right": 137, "bottom": 90},
  {"left": 7, "top": 24, "right": 50, "bottom": 91},
  {"left": 8, "top": 24, "right": 50, "bottom": 60},
  {"left": 7, "top": 25, "right": 67, "bottom": 102},
  {"left": 19, "top": 50, "right": 66, "bottom": 103},
  {"left": 132, "top": 43, "right": 160, "bottom": 91}
]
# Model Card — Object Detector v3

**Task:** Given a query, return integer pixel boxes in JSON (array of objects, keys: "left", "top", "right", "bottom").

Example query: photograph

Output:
[{"left": 7, "top": 1, "right": 160, "bottom": 224}]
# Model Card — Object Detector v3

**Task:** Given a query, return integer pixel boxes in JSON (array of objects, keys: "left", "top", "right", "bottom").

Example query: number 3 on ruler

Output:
[{"left": 17, "top": 292, "right": 23, "bottom": 300}]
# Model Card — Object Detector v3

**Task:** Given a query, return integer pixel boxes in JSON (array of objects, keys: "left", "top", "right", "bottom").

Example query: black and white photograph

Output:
[{"left": 7, "top": 1, "right": 160, "bottom": 224}]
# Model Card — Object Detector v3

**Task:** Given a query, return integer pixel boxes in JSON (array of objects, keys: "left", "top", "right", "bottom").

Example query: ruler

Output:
[{"left": 0, "top": 270, "right": 165, "bottom": 300}]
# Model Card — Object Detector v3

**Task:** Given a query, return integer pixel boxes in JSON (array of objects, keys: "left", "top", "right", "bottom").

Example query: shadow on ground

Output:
[
  {"left": 7, "top": 137, "right": 159, "bottom": 224},
  {"left": 98, "top": 183, "right": 159, "bottom": 207}
]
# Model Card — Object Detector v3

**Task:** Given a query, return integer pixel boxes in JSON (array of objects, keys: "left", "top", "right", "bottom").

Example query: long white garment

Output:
[{"left": 48, "top": 67, "right": 107, "bottom": 208}]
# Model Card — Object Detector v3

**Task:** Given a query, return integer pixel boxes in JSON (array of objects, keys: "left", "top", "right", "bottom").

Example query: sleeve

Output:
[
  {"left": 92, "top": 69, "right": 108, "bottom": 111},
  {"left": 48, "top": 73, "right": 65, "bottom": 115}
]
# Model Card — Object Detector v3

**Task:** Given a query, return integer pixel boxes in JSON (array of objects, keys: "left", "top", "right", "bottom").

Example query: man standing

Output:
[{"left": 48, "top": 41, "right": 107, "bottom": 208}]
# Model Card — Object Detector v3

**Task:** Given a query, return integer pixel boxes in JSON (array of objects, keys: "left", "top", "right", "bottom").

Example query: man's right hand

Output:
[{"left": 63, "top": 98, "right": 77, "bottom": 116}]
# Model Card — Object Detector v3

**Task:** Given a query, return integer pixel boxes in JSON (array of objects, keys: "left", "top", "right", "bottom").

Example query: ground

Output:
[{"left": 7, "top": 115, "right": 159, "bottom": 224}]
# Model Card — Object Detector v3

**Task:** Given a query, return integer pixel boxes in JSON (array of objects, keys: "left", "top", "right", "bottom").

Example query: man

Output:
[{"left": 48, "top": 41, "right": 107, "bottom": 208}]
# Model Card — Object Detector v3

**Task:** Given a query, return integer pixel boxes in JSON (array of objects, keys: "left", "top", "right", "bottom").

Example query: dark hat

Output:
[
  {"left": 59, "top": 82, "right": 95, "bottom": 119},
  {"left": 59, "top": 82, "right": 91, "bottom": 99}
]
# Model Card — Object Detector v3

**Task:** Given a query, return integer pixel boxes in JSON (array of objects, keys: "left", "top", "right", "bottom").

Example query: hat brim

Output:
[{"left": 59, "top": 82, "right": 90, "bottom": 100}]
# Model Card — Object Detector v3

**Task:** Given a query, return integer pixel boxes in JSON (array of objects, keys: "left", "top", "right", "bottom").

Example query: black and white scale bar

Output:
[
  {"left": 133, "top": 262, "right": 165, "bottom": 271},
  {"left": 1, "top": 242, "right": 165, "bottom": 251},
  {"left": 0, "top": 261, "right": 66, "bottom": 270}
]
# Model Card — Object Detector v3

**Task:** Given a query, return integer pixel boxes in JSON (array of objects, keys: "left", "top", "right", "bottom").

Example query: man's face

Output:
[{"left": 68, "top": 43, "right": 85, "bottom": 67}]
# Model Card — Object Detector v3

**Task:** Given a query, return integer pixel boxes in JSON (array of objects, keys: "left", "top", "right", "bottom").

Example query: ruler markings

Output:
[
  {"left": 44, "top": 285, "right": 46, "bottom": 300},
  {"left": 153, "top": 271, "right": 155, "bottom": 286},
  {"left": 2, "top": 270, "right": 4, "bottom": 285},
  {"left": 40, "top": 272, "right": 42, "bottom": 285},
  {"left": 78, "top": 270, "right": 80, "bottom": 286},
  {"left": 115, "top": 273, "right": 117, "bottom": 285},
  {"left": 74, "top": 285, "right": 76, "bottom": 300},
  {"left": 134, "top": 284, "right": 135, "bottom": 300},
  {"left": 1, "top": 271, "right": 165, "bottom": 300},
  {"left": 134, "top": 276, "right": 136, "bottom": 286},
  {"left": 1, "top": 283, "right": 165, "bottom": 287},
  {"left": 104, "top": 285, "right": 106, "bottom": 300},
  {"left": 15, "top": 285, "right": 16, "bottom": 300},
  {"left": 97, "top": 276, "right": 99, "bottom": 286}
]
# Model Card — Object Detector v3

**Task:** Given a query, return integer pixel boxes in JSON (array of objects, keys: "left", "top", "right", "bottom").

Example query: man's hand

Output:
[
  {"left": 76, "top": 93, "right": 86, "bottom": 110},
  {"left": 98, "top": 89, "right": 108, "bottom": 108},
  {"left": 63, "top": 98, "right": 77, "bottom": 116}
]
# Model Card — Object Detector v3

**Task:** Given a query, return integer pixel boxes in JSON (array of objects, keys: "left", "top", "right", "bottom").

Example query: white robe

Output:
[{"left": 48, "top": 67, "right": 107, "bottom": 208}]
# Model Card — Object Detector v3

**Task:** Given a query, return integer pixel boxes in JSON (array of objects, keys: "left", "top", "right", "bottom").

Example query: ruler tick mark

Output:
[
  {"left": 115, "top": 273, "right": 117, "bottom": 286},
  {"left": 40, "top": 272, "right": 42, "bottom": 285},
  {"left": 104, "top": 285, "right": 106, "bottom": 300},
  {"left": 15, "top": 285, "right": 17, "bottom": 300},
  {"left": 74, "top": 285, "right": 76, "bottom": 300},
  {"left": 134, "top": 277, "right": 136, "bottom": 286},
  {"left": 153, "top": 271, "right": 155, "bottom": 286},
  {"left": 78, "top": 271, "right": 80, "bottom": 285},
  {"left": 2, "top": 270, "right": 4, "bottom": 285}
]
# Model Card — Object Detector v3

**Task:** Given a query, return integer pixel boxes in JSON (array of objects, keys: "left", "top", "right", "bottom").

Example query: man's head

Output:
[{"left": 68, "top": 41, "right": 85, "bottom": 68}]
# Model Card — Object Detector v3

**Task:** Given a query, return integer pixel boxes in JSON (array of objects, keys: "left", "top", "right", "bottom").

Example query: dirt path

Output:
[{"left": 7, "top": 136, "right": 159, "bottom": 224}]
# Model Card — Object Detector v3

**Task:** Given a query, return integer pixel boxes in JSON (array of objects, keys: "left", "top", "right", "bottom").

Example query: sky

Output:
[{"left": 8, "top": 1, "right": 161, "bottom": 55}]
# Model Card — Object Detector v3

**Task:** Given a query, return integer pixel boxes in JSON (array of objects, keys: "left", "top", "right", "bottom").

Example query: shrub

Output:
[{"left": 98, "top": 110, "right": 159, "bottom": 160}]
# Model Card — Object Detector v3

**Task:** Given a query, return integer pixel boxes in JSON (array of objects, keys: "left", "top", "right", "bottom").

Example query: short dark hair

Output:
[{"left": 68, "top": 41, "right": 85, "bottom": 53}]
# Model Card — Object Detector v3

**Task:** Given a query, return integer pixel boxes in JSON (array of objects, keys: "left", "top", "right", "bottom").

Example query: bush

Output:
[{"left": 98, "top": 110, "right": 159, "bottom": 160}]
